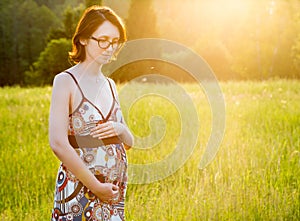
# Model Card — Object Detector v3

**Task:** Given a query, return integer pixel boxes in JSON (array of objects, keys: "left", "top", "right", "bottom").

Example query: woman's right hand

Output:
[{"left": 94, "top": 182, "right": 119, "bottom": 203}]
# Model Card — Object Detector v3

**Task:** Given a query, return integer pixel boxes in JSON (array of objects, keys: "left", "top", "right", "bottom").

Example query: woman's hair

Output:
[{"left": 69, "top": 5, "right": 126, "bottom": 63}]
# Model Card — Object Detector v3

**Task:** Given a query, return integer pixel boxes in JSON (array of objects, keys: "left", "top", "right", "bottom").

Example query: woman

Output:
[{"left": 49, "top": 5, "right": 133, "bottom": 221}]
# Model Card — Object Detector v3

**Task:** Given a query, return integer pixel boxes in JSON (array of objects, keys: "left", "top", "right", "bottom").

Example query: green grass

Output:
[{"left": 0, "top": 80, "right": 299, "bottom": 220}]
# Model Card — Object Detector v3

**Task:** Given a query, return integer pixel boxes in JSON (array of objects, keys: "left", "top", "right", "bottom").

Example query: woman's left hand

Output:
[{"left": 90, "top": 121, "right": 124, "bottom": 139}]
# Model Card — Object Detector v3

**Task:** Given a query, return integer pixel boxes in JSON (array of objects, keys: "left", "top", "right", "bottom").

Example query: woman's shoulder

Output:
[
  {"left": 55, "top": 71, "right": 70, "bottom": 78},
  {"left": 52, "top": 71, "right": 75, "bottom": 88},
  {"left": 107, "top": 77, "right": 118, "bottom": 91},
  {"left": 106, "top": 76, "right": 115, "bottom": 82},
  {"left": 54, "top": 64, "right": 80, "bottom": 81}
]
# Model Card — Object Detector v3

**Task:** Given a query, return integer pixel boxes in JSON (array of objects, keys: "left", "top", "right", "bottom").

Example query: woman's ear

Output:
[{"left": 79, "top": 38, "right": 87, "bottom": 46}]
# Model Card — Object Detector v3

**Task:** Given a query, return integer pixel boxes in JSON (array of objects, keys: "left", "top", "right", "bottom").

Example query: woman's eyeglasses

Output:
[{"left": 90, "top": 36, "right": 120, "bottom": 50}]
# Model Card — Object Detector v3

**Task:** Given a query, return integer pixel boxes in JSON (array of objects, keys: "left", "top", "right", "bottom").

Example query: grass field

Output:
[{"left": 0, "top": 80, "right": 299, "bottom": 220}]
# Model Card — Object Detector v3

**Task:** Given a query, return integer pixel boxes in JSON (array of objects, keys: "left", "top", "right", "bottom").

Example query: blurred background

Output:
[{"left": 1, "top": 0, "right": 300, "bottom": 86}]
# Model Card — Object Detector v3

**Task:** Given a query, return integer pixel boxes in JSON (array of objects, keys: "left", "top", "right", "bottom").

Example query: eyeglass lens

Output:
[
  {"left": 90, "top": 37, "right": 119, "bottom": 49},
  {"left": 98, "top": 40, "right": 119, "bottom": 49}
]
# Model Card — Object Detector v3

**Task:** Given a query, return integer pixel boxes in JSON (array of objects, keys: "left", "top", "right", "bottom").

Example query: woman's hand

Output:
[
  {"left": 90, "top": 121, "right": 125, "bottom": 139},
  {"left": 90, "top": 120, "right": 134, "bottom": 148},
  {"left": 94, "top": 182, "right": 119, "bottom": 203}
]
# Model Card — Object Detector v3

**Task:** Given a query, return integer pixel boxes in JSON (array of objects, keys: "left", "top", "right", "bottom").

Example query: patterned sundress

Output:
[{"left": 51, "top": 71, "right": 128, "bottom": 221}]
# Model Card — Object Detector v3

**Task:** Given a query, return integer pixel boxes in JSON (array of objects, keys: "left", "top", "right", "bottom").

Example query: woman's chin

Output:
[{"left": 95, "top": 57, "right": 111, "bottom": 64}]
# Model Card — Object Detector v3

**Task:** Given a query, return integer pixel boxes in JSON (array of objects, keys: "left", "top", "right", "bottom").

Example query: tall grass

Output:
[{"left": 0, "top": 80, "right": 299, "bottom": 220}]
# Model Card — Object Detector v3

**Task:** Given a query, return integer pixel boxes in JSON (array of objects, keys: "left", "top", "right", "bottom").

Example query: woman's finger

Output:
[
  {"left": 95, "top": 131, "right": 116, "bottom": 139},
  {"left": 90, "top": 122, "right": 116, "bottom": 135},
  {"left": 90, "top": 124, "right": 109, "bottom": 135}
]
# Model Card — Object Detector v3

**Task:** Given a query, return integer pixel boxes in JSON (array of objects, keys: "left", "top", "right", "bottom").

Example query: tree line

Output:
[{"left": 1, "top": 0, "right": 300, "bottom": 86}]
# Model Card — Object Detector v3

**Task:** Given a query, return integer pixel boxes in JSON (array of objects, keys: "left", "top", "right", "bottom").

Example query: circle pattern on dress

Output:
[
  {"left": 52, "top": 208, "right": 62, "bottom": 220},
  {"left": 84, "top": 153, "right": 95, "bottom": 164},
  {"left": 102, "top": 206, "right": 111, "bottom": 221},
  {"left": 84, "top": 206, "right": 93, "bottom": 219},
  {"left": 70, "top": 202, "right": 83, "bottom": 217},
  {"left": 66, "top": 213, "right": 73, "bottom": 221},
  {"left": 57, "top": 171, "right": 68, "bottom": 192},
  {"left": 92, "top": 204, "right": 103, "bottom": 221},
  {"left": 71, "top": 114, "right": 86, "bottom": 133}
]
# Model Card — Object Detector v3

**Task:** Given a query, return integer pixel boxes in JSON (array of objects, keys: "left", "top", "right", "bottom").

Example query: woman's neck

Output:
[
  {"left": 73, "top": 60, "right": 106, "bottom": 83},
  {"left": 80, "top": 60, "right": 103, "bottom": 75}
]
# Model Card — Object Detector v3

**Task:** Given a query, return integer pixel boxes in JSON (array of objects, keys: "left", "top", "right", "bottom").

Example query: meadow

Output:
[{"left": 0, "top": 80, "right": 299, "bottom": 220}]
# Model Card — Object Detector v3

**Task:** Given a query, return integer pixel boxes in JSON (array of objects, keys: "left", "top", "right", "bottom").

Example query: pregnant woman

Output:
[{"left": 49, "top": 5, "right": 133, "bottom": 221}]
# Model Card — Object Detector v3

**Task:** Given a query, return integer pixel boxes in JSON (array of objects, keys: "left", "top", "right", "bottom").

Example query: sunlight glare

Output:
[{"left": 205, "top": 0, "right": 250, "bottom": 23}]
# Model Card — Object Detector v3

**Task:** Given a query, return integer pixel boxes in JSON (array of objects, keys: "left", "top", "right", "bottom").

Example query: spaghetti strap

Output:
[
  {"left": 102, "top": 78, "right": 117, "bottom": 121},
  {"left": 107, "top": 78, "right": 116, "bottom": 100},
  {"left": 63, "top": 71, "right": 117, "bottom": 121},
  {"left": 64, "top": 71, "right": 84, "bottom": 98}
]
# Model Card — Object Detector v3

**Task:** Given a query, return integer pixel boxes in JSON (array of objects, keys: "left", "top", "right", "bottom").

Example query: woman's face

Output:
[{"left": 84, "top": 20, "right": 120, "bottom": 64}]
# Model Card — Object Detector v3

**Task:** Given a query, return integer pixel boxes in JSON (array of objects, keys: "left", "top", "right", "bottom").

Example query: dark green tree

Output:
[
  {"left": 126, "top": 0, "right": 159, "bottom": 39},
  {"left": 0, "top": 0, "right": 59, "bottom": 86},
  {"left": 111, "top": 0, "right": 160, "bottom": 82},
  {"left": 86, "top": 0, "right": 102, "bottom": 8},
  {"left": 25, "top": 38, "right": 72, "bottom": 85},
  {"left": 47, "top": 5, "right": 85, "bottom": 42}
]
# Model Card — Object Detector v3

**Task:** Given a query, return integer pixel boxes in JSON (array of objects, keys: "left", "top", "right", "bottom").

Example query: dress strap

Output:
[
  {"left": 64, "top": 71, "right": 84, "bottom": 98},
  {"left": 103, "top": 78, "right": 117, "bottom": 121},
  {"left": 107, "top": 78, "right": 116, "bottom": 100}
]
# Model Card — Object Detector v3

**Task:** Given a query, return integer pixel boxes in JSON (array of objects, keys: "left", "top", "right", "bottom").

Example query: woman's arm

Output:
[{"left": 49, "top": 73, "right": 119, "bottom": 200}]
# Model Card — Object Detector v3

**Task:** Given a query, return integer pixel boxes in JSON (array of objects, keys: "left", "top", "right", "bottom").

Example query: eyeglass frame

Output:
[{"left": 89, "top": 36, "right": 122, "bottom": 50}]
